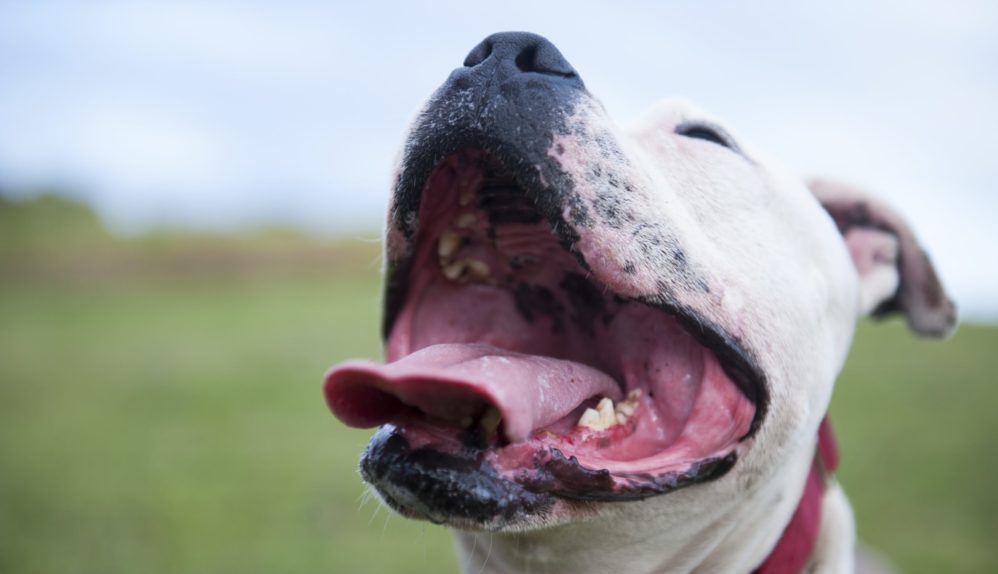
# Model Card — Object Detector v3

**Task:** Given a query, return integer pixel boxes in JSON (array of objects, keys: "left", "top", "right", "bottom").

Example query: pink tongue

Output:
[{"left": 324, "top": 343, "right": 622, "bottom": 442}]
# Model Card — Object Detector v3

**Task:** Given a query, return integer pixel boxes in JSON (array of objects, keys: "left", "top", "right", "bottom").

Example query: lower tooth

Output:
[
  {"left": 442, "top": 260, "right": 467, "bottom": 280},
  {"left": 464, "top": 259, "right": 490, "bottom": 280},
  {"left": 615, "top": 390, "right": 641, "bottom": 418},
  {"left": 615, "top": 402, "right": 635, "bottom": 417},
  {"left": 441, "top": 258, "right": 490, "bottom": 282},
  {"left": 577, "top": 408, "right": 603, "bottom": 430},
  {"left": 480, "top": 407, "right": 501, "bottom": 441},
  {"left": 578, "top": 396, "right": 632, "bottom": 431},
  {"left": 597, "top": 398, "right": 616, "bottom": 428}
]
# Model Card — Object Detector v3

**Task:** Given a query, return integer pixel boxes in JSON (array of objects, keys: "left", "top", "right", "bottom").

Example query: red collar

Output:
[{"left": 752, "top": 418, "right": 839, "bottom": 574}]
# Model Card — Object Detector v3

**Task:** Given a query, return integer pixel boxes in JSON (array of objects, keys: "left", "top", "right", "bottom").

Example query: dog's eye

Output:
[{"left": 675, "top": 122, "right": 737, "bottom": 151}]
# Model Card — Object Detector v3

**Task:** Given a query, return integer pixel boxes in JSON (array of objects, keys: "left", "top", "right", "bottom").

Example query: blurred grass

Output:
[
  {"left": 832, "top": 321, "right": 998, "bottom": 572},
  {"left": 0, "top": 195, "right": 995, "bottom": 573}
]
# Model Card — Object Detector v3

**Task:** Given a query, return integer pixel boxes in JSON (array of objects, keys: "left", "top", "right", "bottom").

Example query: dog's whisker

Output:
[
  {"left": 366, "top": 496, "right": 384, "bottom": 527},
  {"left": 356, "top": 486, "right": 374, "bottom": 511},
  {"left": 379, "top": 509, "right": 392, "bottom": 542},
  {"left": 475, "top": 533, "right": 494, "bottom": 574}
]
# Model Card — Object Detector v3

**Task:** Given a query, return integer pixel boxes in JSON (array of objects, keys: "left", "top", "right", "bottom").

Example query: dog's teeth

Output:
[
  {"left": 442, "top": 259, "right": 466, "bottom": 280},
  {"left": 575, "top": 397, "right": 626, "bottom": 431},
  {"left": 614, "top": 390, "right": 641, "bottom": 419},
  {"left": 480, "top": 407, "right": 502, "bottom": 441},
  {"left": 464, "top": 258, "right": 490, "bottom": 280},
  {"left": 615, "top": 400, "right": 636, "bottom": 418},
  {"left": 455, "top": 212, "right": 477, "bottom": 229},
  {"left": 577, "top": 407, "right": 603, "bottom": 430},
  {"left": 578, "top": 398, "right": 618, "bottom": 431},
  {"left": 441, "top": 258, "right": 490, "bottom": 282},
  {"left": 459, "top": 192, "right": 475, "bottom": 207},
  {"left": 438, "top": 229, "right": 461, "bottom": 259},
  {"left": 597, "top": 398, "right": 616, "bottom": 427}
]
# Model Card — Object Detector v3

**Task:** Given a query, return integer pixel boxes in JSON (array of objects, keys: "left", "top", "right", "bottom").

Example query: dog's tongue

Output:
[{"left": 324, "top": 343, "right": 622, "bottom": 442}]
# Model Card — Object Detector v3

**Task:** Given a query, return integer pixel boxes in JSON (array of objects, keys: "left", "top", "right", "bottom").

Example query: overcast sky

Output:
[{"left": 0, "top": 0, "right": 995, "bottom": 320}]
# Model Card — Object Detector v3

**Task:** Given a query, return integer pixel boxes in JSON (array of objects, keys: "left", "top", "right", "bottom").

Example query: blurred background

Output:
[{"left": 1, "top": 1, "right": 995, "bottom": 572}]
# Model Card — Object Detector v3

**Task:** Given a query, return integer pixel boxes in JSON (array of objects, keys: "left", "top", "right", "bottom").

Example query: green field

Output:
[{"left": 1, "top": 196, "right": 995, "bottom": 573}]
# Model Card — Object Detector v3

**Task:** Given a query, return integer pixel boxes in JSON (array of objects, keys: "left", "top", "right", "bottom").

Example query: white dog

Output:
[{"left": 323, "top": 32, "right": 955, "bottom": 573}]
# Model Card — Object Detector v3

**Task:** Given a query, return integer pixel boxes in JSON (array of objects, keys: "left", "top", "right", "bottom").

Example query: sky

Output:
[{"left": 0, "top": 0, "right": 995, "bottom": 320}]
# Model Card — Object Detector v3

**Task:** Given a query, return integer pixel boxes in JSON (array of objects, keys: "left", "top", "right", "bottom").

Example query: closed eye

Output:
[{"left": 675, "top": 122, "right": 740, "bottom": 153}]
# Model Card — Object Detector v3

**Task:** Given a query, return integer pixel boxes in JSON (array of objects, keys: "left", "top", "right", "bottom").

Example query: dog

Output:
[{"left": 322, "top": 32, "right": 956, "bottom": 573}]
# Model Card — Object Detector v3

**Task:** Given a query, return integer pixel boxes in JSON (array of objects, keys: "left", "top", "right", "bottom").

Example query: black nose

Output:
[{"left": 463, "top": 32, "right": 578, "bottom": 78}]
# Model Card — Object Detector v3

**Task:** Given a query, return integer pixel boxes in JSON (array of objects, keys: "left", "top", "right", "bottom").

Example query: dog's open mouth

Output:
[{"left": 324, "top": 150, "right": 764, "bottom": 507}]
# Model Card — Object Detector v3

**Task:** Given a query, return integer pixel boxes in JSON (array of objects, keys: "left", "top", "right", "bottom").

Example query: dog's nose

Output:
[{"left": 463, "top": 32, "right": 578, "bottom": 79}]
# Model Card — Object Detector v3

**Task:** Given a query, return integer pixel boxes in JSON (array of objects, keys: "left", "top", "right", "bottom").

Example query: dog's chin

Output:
[
  {"left": 326, "top": 149, "right": 768, "bottom": 530},
  {"left": 360, "top": 425, "right": 741, "bottom": 532},
  {"left": 359, "top": 426, "right": 563, "bottom": 531}
]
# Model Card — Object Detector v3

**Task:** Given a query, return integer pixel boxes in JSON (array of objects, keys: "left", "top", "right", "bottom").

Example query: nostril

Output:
[
  {"left": 514, "top": 45, "right": 539, "bottom": 72},
  {"left": 464, "top": 40, "right": 493, "bottom": 67},
  {"left": 515, "top": 40, "right": 576, "bottom": 78}
]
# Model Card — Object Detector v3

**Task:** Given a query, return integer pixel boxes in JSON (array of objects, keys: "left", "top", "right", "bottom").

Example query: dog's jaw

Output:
[{"left": 454, "top": 441, "right": 816, "bottom": 574}]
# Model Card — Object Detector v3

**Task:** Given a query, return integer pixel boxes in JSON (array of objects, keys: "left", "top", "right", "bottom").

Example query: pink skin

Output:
[{"left": 324, "top": 153, "right": 755, "bottom": 486}]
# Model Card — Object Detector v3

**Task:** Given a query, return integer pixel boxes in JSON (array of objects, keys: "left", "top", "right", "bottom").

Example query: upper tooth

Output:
[
  {"left": 455, "top": 213, "right": 477, "bottom": 228},
  {"left": 459, "top": 192, "right": 475, "bottom": 206},
  {"left": 438, "top": 230, "right": 461, "bottom": 259}
]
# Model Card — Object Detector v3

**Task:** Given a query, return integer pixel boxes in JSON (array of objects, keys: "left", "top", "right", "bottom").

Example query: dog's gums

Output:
[{"left": 325, "top": 151, "right": 757, "bottom": 500}]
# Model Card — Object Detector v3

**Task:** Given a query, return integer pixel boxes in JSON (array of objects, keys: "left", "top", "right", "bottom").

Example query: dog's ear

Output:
[{"left": 808, "top": 178, "right": 956, "bottom": 338}]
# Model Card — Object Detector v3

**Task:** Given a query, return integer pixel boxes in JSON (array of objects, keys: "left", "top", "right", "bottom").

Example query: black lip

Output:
[
  {"left": 361, "top": 426, "right": 554, "bottom": 529},
  {"left": 360, "top": 425, "right": 738, "bottom": 527},
  {"left": 531, "top": 448, "right": 738, "bottom": 502}
]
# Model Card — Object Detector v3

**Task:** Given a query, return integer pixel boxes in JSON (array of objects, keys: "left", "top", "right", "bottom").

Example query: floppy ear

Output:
[{"left": 808, "top": 178, "right": 957, "bottom": 338}]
